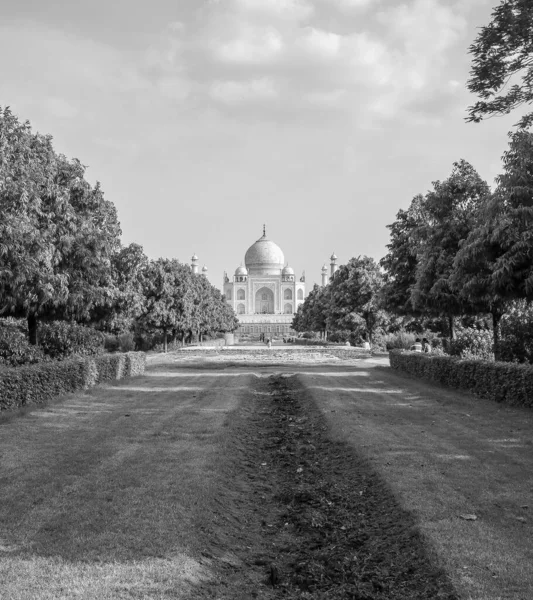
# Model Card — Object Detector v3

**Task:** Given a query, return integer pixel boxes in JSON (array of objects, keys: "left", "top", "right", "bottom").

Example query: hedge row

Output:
[
  {"left": 0, "top": 351, "right": 146, "bottom": 411},
  {"left": 389, "top": 350, "right": 533, "bottom": 408}
]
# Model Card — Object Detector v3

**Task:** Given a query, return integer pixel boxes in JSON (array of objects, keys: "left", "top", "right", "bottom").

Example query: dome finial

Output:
[{"left": 263, "top": 223, "right": 266, "bottom": 237}]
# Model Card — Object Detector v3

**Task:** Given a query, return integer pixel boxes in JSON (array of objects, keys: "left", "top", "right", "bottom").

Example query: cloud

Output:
[
  {"left": 234, "top": 0, "right": 314, "bottom": 21},
  {"left": 297, "top": 28, "right": 341, "bottom": 59},
  {"left": 2, "top": 0, "right": 462, "bottom": 127},
  {"left": 329, "top": 0, "right": 376, "bottom": 11},
  {"left": 209, "top": 78, "right": 278, "bottom": 104},
  {"left": 212, "top": 25, "right": 284, "bottom": 65}
]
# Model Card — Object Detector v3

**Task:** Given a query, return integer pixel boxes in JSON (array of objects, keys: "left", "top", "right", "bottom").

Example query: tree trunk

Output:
[
  {"left": 163, "top": 328, "right": 168, "bottom": 353},
  {"left": 28, "top": 314, "right": 38, "bottom": 346},
  {"left": 448, "top": 315, "right": 456, "bottom": 340},
  {"left": 492, "top": 309, "right": 502, "bottom": 362}
]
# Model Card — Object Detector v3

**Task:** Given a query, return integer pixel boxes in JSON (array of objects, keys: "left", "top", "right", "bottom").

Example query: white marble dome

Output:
[
  {"left": 282, "top": 265, "right": 294, "bottom": 275},
  {"left": 245, "top": 232, "right": 285, "bottom": 275},
  {"left": 235, "top": 265, "right": 248, "bottom": 276}
]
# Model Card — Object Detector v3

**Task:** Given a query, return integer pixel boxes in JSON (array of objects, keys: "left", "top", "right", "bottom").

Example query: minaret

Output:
[
  {"left": 191, "top": 254, "right": 199, "bottom": 275},
  {"left": 330, "top": 253, "right": 338, "bottom": 279},
  {"left": 321, "top": 264, "right": 328, "bottom": 287}
]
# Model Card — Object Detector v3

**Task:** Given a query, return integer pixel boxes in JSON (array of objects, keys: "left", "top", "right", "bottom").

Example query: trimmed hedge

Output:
[
  {"left": 389, "top": 350, "right": 533, "bottom": 408},
  {"left": 0, "top": 351, "right": 146, "bottom": 411}
]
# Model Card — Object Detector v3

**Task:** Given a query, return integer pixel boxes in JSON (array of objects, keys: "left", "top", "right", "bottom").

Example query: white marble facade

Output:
[{"left": 223, "top": 228, "right": 305, "bottom": 335}]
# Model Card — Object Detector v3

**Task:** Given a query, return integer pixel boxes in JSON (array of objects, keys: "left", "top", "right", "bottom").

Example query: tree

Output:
[
  {"left": 0, "top": 107, "right": 121, "bottom": 343},
  {"left": 138, "top": 259, "right": 194, "bottom": 352},
  {"left": 328, "top": 256, "right": 385, "bottom": 345},
  {"left": 380, "top": 194, "right": 426, "bottom": 316},
  {"left": 467, "top": 0, "right": 533, "bottom": 128},
  {"left": 292, "top": 284, "right": 329, "bottom": 338},
  {"left": 411, "top": 160, "right": 491, "bottom": 339},
  {"left": 92, "top": 242, "right": 149, "bottom": 333},
  {"left": 452, "top": 131, "right": 533, "bottom": 356},
  {"left": 187, "top": 274, "right": 238, "bottom": 342}
]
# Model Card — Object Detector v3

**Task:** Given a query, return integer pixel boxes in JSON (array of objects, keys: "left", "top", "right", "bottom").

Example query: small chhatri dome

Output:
[
  {"left": 330, "top": 253, "right": 337, "bottom": 261},
  {"left": 244, "top": 226, "right": 285, "bottom": 275},
  {"left": 202, "top": 265, "right": 208, "bottom": 272},
  {"left": 321, "top": 264, "right": 328, "bottom": 272},
  {"left": 191, "top": 253, "right": 199, "bottom": 261},
  {"left": 282, "top": 265, "right": 294, "bottom": 275},
  {"left": 235, "top": 265, "right": 248, "bottom": 276}
]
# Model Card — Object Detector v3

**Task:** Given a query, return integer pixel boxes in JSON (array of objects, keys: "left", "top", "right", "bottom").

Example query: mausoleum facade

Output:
[{"left": 223, "top": 228, "right": 305, "bottom": 336}]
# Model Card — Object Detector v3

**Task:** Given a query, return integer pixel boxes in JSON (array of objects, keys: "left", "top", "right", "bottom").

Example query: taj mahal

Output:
[{"left": 212, "top": 227, "right": 338, "bottom": 337}]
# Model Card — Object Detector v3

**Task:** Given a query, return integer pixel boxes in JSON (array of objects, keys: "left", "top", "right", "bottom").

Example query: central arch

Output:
[{"left": 255, "top": 287, "right": 274, "bottom": 314}]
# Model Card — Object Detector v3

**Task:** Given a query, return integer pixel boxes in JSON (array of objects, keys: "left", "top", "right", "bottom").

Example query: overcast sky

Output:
[{"left": 0, "top": 0, "right": 521, "bottom": 289}]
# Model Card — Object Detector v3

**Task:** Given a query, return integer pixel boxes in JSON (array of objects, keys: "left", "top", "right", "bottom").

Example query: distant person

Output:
[
  {"left": 410, "top": 338, "right": 423, "bottom": 352},
  {"left": 345, "top": 340, "right": 350, "bottom": 346},
  {"left": 422, "top": 337, "right": 432, "bottom": 353},
  {"left": 361, "top": 340, "right": 370, "bottom": 350},
  {"left": 267, "top": 338, "right": 272, "bottom": 349}
]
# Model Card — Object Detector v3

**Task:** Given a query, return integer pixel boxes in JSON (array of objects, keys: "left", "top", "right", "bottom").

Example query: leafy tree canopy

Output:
[
  {"left": 328, "top": 256, "right": 384, "bottom": 344},
  {"left": 467, "top": 0, "right": 533, "bottom": 128},
  {"left": 0, "top": 107, "right": 121, "bottom": 342},
  {"left": 411, "top": 160, "right": 491, "bottom": 334},
  {"left": 380, "top": 194, "right": 426, "bottom": 315}
]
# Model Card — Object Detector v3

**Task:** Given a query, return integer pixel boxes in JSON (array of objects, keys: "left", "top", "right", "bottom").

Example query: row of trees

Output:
[
  {"left": 293, "top": 135, "right": 533, "bottom": 360},
  {"left": 0, "top": 107, "right": 237, "bottom": 349},
  {"left": 292, "top": 257, "right": 385, "bottom": 346},
  {"left": 381, "top": 139, "right": 533, "bottom": 360},
  {"left": 293, "top": 0, "right": 533, "bottom": 360}
]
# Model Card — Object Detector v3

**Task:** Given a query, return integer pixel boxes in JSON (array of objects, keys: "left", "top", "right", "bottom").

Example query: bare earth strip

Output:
[{"left": 0, "top": 353, "right": 532, "bottom": 599}]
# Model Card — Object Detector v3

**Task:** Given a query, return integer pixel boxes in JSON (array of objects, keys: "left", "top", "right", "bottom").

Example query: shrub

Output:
[
  {"left": 0, "top": 326, "right": 45, "bottom": 366},
  {"left": 381, "top": 331, "right": 417, "bottom": 351},
  {"left": 38, "top": 321, "right": 104, "bottom": 359},
  {"left": 125, "top": 351, "right": 146, "bottom": 377},
  {"left": 118, "top": 333, "right": 135, "bottom": 352},
  {"left": 389, "top": 350, "right": 533, "bottom": 408},
  {"left": 449, "top": 327, "right": 494, "bottom": 360},
  {"left": 93, "top": 354, "right": 126, "bottom": 382},
  {"left": 104, "top": 334, "right": 120, "bottom": 353},
  {"left": 328, "top": 330, "right": 352, "bottom": 343},
  {"left": 0, "top": 351, "right": 146, "bottom": 411},
  {"left": 499, "top": 303, "right": 533, "bottom": 364}
]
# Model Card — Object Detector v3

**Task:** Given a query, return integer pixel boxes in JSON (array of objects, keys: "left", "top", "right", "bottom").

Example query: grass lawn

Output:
[
  {"left": 300, "top": 362, "right": 533, "bottom": 600},
  {"left": 0, "top": 363, "right": 253, "bottom": 599},
  {"left": 1, "top": 353, "right": 532, "bottom": 599}
]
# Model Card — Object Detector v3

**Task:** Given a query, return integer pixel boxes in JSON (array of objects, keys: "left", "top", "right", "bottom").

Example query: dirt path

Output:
[{"left": 1, "top": 355, "right": 531, "bottom": 599}]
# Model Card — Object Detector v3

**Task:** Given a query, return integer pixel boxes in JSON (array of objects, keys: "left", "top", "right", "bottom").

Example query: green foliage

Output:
[
  {"left": 327, "top": 330, "right": 352, "bottom": 343},
  {"left": 0, "top": 325, "right": 44, "bottom": 366},
  {"left": 467, "top": 0, "right": 533, "bottom": 129},
  {"left": 389, "top": 349, "right": 533, "bottom": 408},
  {"left": 117, "top": 333, "right": 135, "bottom": 352},
  {"left": 38, "top": 321, "right": 104, "bottom": 359},
  {"left": 381, "top": 331, "right": 418, "bottom": 351},
  {"left": 292, "top": 284, "right": 330, "bottom": 334},
  {"left": 380, "top": 195, "right": 425, "bottom": 315},
  {"left": 327, "top": 256, "right": 385, "bottom": 344},
  {"left": 448, "top": 327, "right": 494, "bottom": 360},
  {"left": 0, "top": 107, "right": 121, "bottom": 341},
  {"left": 0, "top": 351, "right": 146, "bottom": 411},
  {"left": 499, "top": 302, "right": 533, "bottom": 363},
  {"left": 411, "top": 160, "right": 491, "bottom": 328}
]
